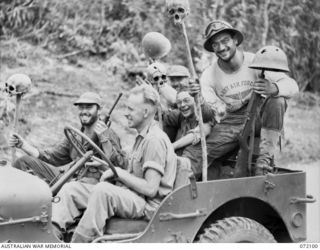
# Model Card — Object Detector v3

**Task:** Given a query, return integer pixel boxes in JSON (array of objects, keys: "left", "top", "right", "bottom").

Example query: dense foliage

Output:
[{"left": 1, "top": 0, "right": 319, "bottom": 91}]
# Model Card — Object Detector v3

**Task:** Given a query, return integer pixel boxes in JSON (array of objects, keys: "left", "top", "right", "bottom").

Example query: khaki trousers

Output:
[{"left": 52, "top": 181, "right": 146, "bottom": 242}]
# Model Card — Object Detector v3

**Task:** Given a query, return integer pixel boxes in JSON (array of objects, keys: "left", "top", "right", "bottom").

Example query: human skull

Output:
[
  {"left": 5, "top": 73, "right": 31, "bottom": 96},
  {"left": 166, "top": 0, "right": 190, "bottom": 25},
  {"left": 147, "top": 62, "right": 167, "bottom": 86}
]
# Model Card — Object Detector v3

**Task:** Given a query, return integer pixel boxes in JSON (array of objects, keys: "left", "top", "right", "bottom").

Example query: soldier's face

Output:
[
  {"left": 169, "top": 76, "right": 189, "bottom": 92},
  {"left": 176, "top": 91, "right": 195, "bottom": 118},
  {"left": 77, "top": 104, "right": 99, "bottom": 126},
  {"left": 211, "top": 32, "right": 237, "bottom": 62},
  {"left": 125, "top": 93, "right": 147, "bottom": 130}
]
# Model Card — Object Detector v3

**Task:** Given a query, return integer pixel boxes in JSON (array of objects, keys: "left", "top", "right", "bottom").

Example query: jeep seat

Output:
[{"left": 103, "top": 156, "right": 192, "bottom": 235}]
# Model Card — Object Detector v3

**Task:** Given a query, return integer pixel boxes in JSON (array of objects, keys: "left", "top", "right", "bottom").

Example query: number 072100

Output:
[{"left": 300, "top": 244, "right": 319, "bottom": 248}]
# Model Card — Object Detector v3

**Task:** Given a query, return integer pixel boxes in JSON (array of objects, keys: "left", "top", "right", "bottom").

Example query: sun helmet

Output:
[
  {"left": 142, "top": 32, "right": 171, "bottom": 60},
  {"left": 249, "top": 45, "right": 289, "bottom": 72}
]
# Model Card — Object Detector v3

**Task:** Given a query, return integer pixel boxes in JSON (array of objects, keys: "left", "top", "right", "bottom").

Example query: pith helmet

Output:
[
  {"left": 249, "top": 45, "right": 289, "bottom": 72},
  {"left": 203, "top": 20, "right": 244, "bottom": 52},
  {"left": 142, "top": 32, "right": 171, "bottom": 60},
  {"left": 167, "top": 65, "right": 190, "bottom": 77},
  {"left": 74, "top": 92, "right": 102, "bottom": 108}
]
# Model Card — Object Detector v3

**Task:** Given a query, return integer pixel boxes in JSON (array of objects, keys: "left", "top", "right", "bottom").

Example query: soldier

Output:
[
  {"left": 9, "top": 92, "right": 126, "bottom": 184},
  {"left": 161, "top": 89, "right": 215, "bottom": 179},
  {"left": 189, "top": 20, "right": 299, "bottom": 175},
  {"left": 167, "top": 65, "right": 190, "bottom": 92},
  {"left": 52, "top": 84, "right": 177, "bottom": 242},
  {"left": 126, "top": 64, "right": 147, "bottom": 84}
]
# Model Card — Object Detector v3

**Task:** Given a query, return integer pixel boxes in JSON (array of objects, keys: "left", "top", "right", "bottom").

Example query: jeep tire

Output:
[{"left": 196, "top": 216, "right": 276, "bottom": 243}]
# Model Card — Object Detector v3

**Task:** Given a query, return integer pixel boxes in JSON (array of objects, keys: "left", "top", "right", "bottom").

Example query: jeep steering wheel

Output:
[
  {"left": 51, "top": 125, "right": 119, "bottom": 196},
  {"left": 64, "top": 125, "right": 118, "bottom": 178}
]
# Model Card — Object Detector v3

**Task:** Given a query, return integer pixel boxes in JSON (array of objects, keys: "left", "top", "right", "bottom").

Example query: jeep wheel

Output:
[{"left": 196, "top": 217, "right": 276, "bottom": 243}]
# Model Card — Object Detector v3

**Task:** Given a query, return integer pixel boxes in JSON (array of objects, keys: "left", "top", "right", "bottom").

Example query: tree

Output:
[{"left": 0, "top": 0, "right": 319, "bottom": 91}]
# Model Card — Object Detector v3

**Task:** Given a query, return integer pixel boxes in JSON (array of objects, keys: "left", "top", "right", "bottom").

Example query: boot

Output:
[
  {"left": 254, "top": 128, "right": 281, "bottom": 176},
  {"left": 71, "top": 231, "right": 93, "bottom": 243},
  {"left": 52, "top": 222, "right": 64, "bottom": 241}
]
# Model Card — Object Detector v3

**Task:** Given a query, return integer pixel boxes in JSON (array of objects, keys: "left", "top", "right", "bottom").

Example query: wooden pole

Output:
[
  {"left": 181, "top": 21, "right": 208, "bottom": 181},
  {"left": 11, "top": 94, "right": 22, "bottom": 163},
  {"left": 157, "top": 81, "right": 163, "bottom": 130}
]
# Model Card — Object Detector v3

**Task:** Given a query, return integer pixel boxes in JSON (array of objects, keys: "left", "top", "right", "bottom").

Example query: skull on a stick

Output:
[
  {"left": 166, "top": 0, "right": 190, "bottom": 25},
  {"left": 147, "top": 62, "right": 167, "bottom": 86},
  {"left": 5, "top": 74, "right": 31, "bottom": 97}
]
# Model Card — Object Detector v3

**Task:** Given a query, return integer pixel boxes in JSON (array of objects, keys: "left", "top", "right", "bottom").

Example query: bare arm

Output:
[
  {"left": 173, "top": 123, "right": 212, "bottom": 150},
  {"left": 100, "top": 166, "right": 162, "bottom": 198},
  {"left": 9, "top": 133, "right": 40, "bottom": 158},
  {"left": 118, "top": 168, "right": 161, "bottom": 197},
  {"left": 101, "top": 136, "right": 167, "bottom": 198}
]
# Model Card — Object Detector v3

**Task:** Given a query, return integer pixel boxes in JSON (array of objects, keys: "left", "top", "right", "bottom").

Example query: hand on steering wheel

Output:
[
  {"left": 51, "top": 125, "right": 118, "bottom": 196},
  {"left": 64, "top": 125, "right": 118, "bottom": 178},
  {"left": 100, "top": 167, "right": 121, "bottom": 182}
]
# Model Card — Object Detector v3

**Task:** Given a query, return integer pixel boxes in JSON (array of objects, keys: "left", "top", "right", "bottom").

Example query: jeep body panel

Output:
[
  {"left": 0, "top": 166, "right": 308, "bottom": 243},
  {"left": 123, "top": 170, "right": 306, "bottom": 243},
  {"left": 0, "top": 166, "right": 59, "bottom": 243}
]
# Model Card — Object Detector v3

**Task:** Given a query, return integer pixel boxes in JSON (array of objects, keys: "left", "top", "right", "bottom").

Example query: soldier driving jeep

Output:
[
  {"left": 51, "top": 84, "right": 177, "bottom": 243},
  {"left": 9, "top": 91, "right": 126, "bottom": 185}
]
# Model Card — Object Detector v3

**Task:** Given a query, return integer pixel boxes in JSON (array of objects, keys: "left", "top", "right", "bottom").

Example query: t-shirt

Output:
[{"left": 200, "top": 51, "right": 299, "bottom": 112}]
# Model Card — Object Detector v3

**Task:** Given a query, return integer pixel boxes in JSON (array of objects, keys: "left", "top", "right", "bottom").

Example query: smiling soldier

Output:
[
  {"left": 51, "top": 84, "right": 177, "bottom": 243},
  {"left": 161, "top": 90, "right": 215, "bottom": 179},
  {"left": 189, "top": 20, "right": 299, "bottom": 175},
  {"left": 9, "top": 92, "right": 126, "bottom": 184}
]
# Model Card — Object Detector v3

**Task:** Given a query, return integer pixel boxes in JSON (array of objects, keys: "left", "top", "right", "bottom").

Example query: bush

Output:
[{"left": 0, "top": 0, "right": 319, "bottom": 91}]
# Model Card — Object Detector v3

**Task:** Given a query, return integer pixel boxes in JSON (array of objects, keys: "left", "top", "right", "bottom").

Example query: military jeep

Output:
[{"left": 0, "top": 124, "right": 316, "bottom": 243}]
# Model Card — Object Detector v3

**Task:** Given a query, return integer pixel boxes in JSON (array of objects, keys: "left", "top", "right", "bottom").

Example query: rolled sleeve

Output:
[
  {"left": 141, "top": 137, "right": 166, "bottom": 176},
  {"left": 142, "top": 161, "right": 164, "bottom": 176},
  {"left": 265, "top": 71, "right": 299, "bottom": 98},
  {"left": 38, "top": 137, "right": 72, "bottom": 166},
  {"left": 274, "top": 78, "right": 299, "bottom": 98}
]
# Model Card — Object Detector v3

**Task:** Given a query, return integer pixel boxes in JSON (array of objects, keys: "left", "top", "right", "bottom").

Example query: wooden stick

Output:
[
  {"left": 11, "top": 94, "right": 22, "bottom": 163},
  {"left": 181, "top": 21, "right": 208, "bottom": 181},
  {"left": 157, "top": 82, "right": 163, "bottom": 130}
]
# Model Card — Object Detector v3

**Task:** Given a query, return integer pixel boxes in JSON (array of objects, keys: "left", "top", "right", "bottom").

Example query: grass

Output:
[{"left": 279, "top": 93, "right": 320, "bottom": 167}]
